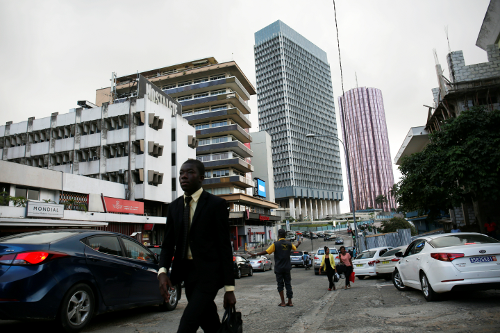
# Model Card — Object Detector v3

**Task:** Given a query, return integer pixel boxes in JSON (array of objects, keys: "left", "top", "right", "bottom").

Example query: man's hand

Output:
[
  {"left": 158, "top": 272, "right": 173, "bottom": 302},
  {"left": 223, "top": 291, "right": 236, "bottom": 309}
]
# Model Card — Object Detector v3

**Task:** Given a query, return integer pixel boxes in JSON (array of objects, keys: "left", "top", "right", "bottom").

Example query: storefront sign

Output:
[
  {"left": 143, "top": 223, "right": 154, "bottom": 231},
  {"left": 259, "top": 215, "right": 270, "bottom": 221},
  {"left": 138, "top": 74, "right": 182, "bottom": 117},
  {"left": 27, "top": 202, "right": 64, "bottom": 218},
  {"left": 103, "top": 197, "right": 144, "bottom": 214}
]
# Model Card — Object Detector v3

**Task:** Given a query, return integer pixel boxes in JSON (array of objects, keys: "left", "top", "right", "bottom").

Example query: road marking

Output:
[{"left": 375, "top": 283, "right": 394, "bottom": 288}]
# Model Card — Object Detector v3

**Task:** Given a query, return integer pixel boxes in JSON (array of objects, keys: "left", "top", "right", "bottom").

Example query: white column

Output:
[
  {"left": 297, "top": 199, "right": 302, "bottom": 220},
  {"left": 336, "top": 201, "right": 341, "bottom": 215},
  {"left": 329, "top": 200, "right": 333, "bottom": 216},
  {"left": 332, "top": 200, "right": 337, "bottom": 215},
  {"left": 309, "top": 199, "right": 314, "bottom": 221},
  {"left": 289, "top": 198, "right": 295, "bottom": 219}
]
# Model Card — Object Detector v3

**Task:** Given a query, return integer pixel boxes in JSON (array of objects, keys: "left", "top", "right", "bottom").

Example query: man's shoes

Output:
[{"left": 328, "top": 288, "right": 332, "bottom": 291}]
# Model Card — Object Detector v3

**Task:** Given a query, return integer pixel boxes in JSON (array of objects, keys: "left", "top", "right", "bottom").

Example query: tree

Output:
[
  {"left": 375, "top": 194, "right": 388, "bottom": 209},
  {"left": 380, "top": 217, "right": 417, "bottom": 236},
  {"left": 397, "top": 107, "right": 500, "bottom": 226}
]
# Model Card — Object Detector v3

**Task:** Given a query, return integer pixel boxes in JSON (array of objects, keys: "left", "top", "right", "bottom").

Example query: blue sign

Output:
[{"left": 256, "top": 178, "right": 266, "bottom": 198}]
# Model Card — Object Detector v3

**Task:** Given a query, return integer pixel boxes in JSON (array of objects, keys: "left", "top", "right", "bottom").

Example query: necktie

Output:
[{"left": 181, "top": 196, "right": 192, "bottom": 259}]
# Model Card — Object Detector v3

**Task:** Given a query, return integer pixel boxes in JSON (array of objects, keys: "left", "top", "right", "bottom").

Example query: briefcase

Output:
[{"left": 218, "top": 306, "right": 242, "bottom": 333}]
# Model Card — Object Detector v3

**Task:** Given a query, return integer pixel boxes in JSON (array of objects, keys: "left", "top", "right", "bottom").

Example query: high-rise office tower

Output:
[
  {"left": 338, "top": 87, "right": 396, "bottom": 212},
  {"left": 254, "top": 20, "right": 343, "bottom": 220}
]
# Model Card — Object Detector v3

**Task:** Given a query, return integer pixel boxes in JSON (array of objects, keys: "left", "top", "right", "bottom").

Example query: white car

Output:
[
  {"left": 313, "top": 247, "right": 339, "bottom": 274},
  {"left": 392, "top": 233, "right": 500, "bottom": 301},
  {"left": 352, "top": 247, "right": 393, "bottom": 279},
  {"left": 375, "top": 246, "right": 408, "bottom": 278},
  {"left": 248, "top": 256, "right": 272, "bottom": 271}
]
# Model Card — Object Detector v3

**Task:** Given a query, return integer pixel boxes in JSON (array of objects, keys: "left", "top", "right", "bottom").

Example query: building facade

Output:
[
  {"left": 0, "top": 82, "right": 195, "bottom": 241},
  {"left": 338, "top": 87, "right": 396, "bottom": 212},
  {"left": 250, "top": 131, "right": 275, "bottom": 203},
  {"left": 254, "top": 20, "right": 344, "bottom": 220},
  {"left": 97, "top": 58, "right": 280, "bottom": 250}
]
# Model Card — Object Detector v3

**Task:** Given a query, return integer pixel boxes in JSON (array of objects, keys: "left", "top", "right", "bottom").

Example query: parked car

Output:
[
  {"left": 310, "top": 232, "right": 319, "bottom": 239},
  {"left": 392, "top": 233, "right": 500, "bottom": 301},
  {"left": 290, "top": 250, "right": 304, "bottom": 267},
  {"left": 248, "top": 256, "right": 272, "bottom": 271},
  {"left": 316, "top": 232, "right": 325, "bottom": 238},
  {"left": 352, "top": 246, "right": 393, "bottom": 279},
  {"left": 233, "top": 255, "right": 253, "bottom": 278},
  {"left": 335, "top": 237, "right": 344, "bottom": 245},
  {"left": 286, "top": 231, "right": 296, "bottom": 240},
  {"left": 0, "top": 230, "right": 180, "bottom": 332},
  {"left": 314, "top": 247, "right": 339, "bottom": 274},
  {"left": 375, "top": 245, "right": 408, "bottom": 279},
  {"left": 324, "top": 234, "right": 336, "bottom": 241},
  {"left": 148, "top": 244, "right": 162, "bottom": 256}
]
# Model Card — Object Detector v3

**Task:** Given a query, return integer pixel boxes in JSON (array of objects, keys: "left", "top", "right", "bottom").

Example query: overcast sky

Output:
[{"left": 0, "top": 0, "right": 490, "bottom": 212}]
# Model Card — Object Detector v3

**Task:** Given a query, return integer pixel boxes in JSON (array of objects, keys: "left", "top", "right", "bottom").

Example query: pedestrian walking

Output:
[
  {"left": 319, "top": 246, "right": 337, "bottom": 291},
  {"left": 249, "top": 229, "right": 301, "bottom": 307},
  {"left": 338, "top": 246, "right": 353, "bottom": 289},
  {"left": 450, "top": 224, "right": 461, "bottom": 233},
  {"left": 158, "top": 159, "right": 235, "bottom": 333}
]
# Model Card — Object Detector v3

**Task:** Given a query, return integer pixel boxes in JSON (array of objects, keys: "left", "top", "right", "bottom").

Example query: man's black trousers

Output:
[
  {"left": 177, "top": 260, "right": 221, "bottom": 333},
  {"left": 275, "top": 271, "right": 293, "bottom": 299}
]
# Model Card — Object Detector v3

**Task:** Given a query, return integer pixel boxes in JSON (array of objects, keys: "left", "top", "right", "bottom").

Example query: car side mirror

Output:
[{"left": 395, "top": 252, "right": 403, "bottom": 258}]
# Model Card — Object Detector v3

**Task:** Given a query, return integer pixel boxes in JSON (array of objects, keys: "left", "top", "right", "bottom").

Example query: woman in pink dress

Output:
[{"left": 339, "top": 246, "right": 353, "bottom": 289}]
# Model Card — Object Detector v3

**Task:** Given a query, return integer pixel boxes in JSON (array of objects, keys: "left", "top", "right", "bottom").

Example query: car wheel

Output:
[
  {"left": 59, "top": 283, "right": 95, "bottom": 333},
  {"left": 159, "top": 285, "right": 180, "bottom": 311},
  {"left": 248, "top": 267, "right": 253, "bottom": 276},
  {"left": 236, "top": 268, "right": 242, "bottom": 279},
  {"left": 269, "top": 264, "right": 272, "bottom": 271},
  {"left": 420, "top": 272, "right": 438, "bottom": 301},
  {"left": 392, "top": 270, "right": 408, "bottom": 291}
]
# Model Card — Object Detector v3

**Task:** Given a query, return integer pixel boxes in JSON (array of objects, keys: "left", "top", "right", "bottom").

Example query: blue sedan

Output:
[{"left": 0, "top": 230, "right": 180, "bottom": 332}]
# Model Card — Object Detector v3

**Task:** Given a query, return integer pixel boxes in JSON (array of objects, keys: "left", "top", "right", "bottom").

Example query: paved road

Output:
[{"left": 3, "top": 234, "right": 500, "bottom": 332}]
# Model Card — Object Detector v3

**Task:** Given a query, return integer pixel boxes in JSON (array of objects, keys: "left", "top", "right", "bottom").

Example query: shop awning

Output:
[{"left": 0, "top": 218, "right": 108, "bottom": 227}]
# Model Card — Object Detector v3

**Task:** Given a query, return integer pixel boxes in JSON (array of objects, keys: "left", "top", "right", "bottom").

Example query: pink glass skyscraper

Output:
[{"left": 338, "top": 87, "right": 396, "bottom": 212}]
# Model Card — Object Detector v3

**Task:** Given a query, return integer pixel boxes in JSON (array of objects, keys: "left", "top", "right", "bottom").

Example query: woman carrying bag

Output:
[
  {"left": 339, "top": 246, "right": 353, "bottom": 289},
  {"left": 319, "top": 246, "right": 337, "bottom": 291}
]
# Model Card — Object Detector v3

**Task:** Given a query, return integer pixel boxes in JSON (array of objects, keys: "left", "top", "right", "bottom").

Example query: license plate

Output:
[
  {"left": 469, "top": 256, "right": 497, "bottom": 263},
  {"left": 381, "top": 261, "right": 390, "bottom": 264},
  {"left": 355, "top": 264, "right": 363, "bottom": 267}
]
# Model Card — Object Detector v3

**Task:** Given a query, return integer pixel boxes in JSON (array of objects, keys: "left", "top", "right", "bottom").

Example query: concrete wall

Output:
[
  {"left": 447, "top": 45, "right": 500, "bottom": 83},
  {"left": 249, "top": 131, "right": 275, "bottom": 202},
  {"left": 171, "top": 114, "right": 196, "bottom": 199}
]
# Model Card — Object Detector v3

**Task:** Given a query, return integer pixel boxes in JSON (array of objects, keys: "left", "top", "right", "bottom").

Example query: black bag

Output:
[
  {"left": 218, "top": 306, "right": 242, "bottom": 333},
  {"left": 334, "top": 272, "right": 340, "bottom": 282},
  {"left": 336, "top": 263, "right": 345, "bottom": 275}
]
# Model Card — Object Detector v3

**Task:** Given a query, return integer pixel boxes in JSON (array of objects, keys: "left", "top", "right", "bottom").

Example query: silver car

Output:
[{"left": 248, "top": 256, "right": 272, "bottom": 271}]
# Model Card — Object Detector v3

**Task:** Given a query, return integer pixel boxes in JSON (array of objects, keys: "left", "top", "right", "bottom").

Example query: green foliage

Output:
[
  {"left": 375, "top": 194, "right": 388, "bottom": 208},
  {"left": 0, "top": 191, "right": 27, "bottom": 207},
  {"left": 63, "top": 199, "right": 87, "bottom": 212},
  {"left": 397, "top": 107, "right": 500, "bottom": 220},
  {"left": 380, "top": 217, "right": 417, "bottom": 236}
]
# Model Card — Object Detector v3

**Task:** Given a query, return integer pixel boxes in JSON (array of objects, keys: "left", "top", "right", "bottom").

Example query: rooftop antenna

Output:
[
  {"left": 110, "top": 72, "right": 117, "bottom": 102},
  {"left": 433, "top": 49, "right": 439, "bottom": 65},
  {"left": 445, "top": 26, "right": 451, "bottom": 53},
  {"left": 355, "top": 72, "right": 359, "bottom": 89}
]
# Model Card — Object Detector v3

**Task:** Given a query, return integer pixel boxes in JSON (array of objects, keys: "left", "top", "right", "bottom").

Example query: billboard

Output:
[
  {"left": 256, "top": 178, "right": 266, "bottom": 198},
  {"left": 137, "top": 74, "right": 182, "bottom": 117},
  {"left": 103, "top": 197, "right": 144, "bottom": 215},
  {"left": 27, "top": 202, "right": 64, "bottom": 218}
]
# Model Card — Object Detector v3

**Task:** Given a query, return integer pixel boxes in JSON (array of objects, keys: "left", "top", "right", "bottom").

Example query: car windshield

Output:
[
  {"left": 380, "top": 248, "right": 404, "bottom": 257},
  {"left": 429, "top": 234, "right": 499, "bottom": 248},
  {"left": 148, "top": 247, "right": 162, "bottom": 255},
  {"left": 316, "top": 249, "right": 337, "bottom": 255},
  {"left": 291, "top": 251, "right": 303, "bottom": 256},
  {"left": 0, "top": 231, "right": 79, "bottom": 244},
  {"left": 356, "top": 250, "right": 376, "bottom": 259}
]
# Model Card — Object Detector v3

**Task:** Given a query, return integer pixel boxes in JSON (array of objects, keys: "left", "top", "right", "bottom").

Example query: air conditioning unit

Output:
[{"left": 118, "top": 169, "right": 124, "bottom": 175}]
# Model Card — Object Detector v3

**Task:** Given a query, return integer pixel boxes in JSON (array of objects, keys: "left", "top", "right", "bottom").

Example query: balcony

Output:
[
  {"left": 179, "top": 92, "right": 250, "bottom": 114},
  {"left": 196, "top": 124, "right": 251, "bottom": 143},
  {"left": 202, "top": 158, "right": 253, "bottom": 174},
  {"left": 197, "top": 141, "right": 253, "bottom": 158},
  {"left": 30, "top": 141, "right": 50, "bottom": 156},
  {"left": 184, "top": 107, "right": 251, "bottom": 128},
  {"left": 165, "top": 76, "right": 250, "bottom": 101},
  {"left": 203, "top": 175, "right": 254, "bottom": 189}
]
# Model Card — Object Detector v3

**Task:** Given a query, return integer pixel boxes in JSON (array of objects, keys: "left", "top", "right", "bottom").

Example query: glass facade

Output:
[
  {"left": 254, "top": 20, "right": 343, "bottom": 218},
  {"left": 338, "top": 87, "right": 396, "bottom": 212}
]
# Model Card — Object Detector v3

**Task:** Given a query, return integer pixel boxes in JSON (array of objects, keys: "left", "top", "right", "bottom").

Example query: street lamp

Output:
[{"left": 306, "top": 133, "right": 359, "bottom": 253}]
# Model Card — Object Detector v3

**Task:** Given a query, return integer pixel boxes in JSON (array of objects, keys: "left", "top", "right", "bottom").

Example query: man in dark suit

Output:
[{"left": 158, "top": 159, "right": 236, "bottom": 333}]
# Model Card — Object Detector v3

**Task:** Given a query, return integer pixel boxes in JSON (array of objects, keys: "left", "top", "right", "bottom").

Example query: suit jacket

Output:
[{"left": 159, "top": 190, "right": 235, "bottom": 290}]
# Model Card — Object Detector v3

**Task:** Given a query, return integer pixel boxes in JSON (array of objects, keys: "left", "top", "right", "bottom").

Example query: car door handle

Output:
[
  {"left": 405, "top": 260, "right": 409, "bottom": 262},
  {"left": 416, "top": 258, "right": 421, "bottom": 260}
]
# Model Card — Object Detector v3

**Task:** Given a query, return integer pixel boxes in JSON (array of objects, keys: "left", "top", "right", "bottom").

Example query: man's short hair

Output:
[
  {"left": 183, "top": 159, "right": 205, "bottom": 175},
  {"left": 278, "top": 229, "right": 286, "bottom": 237}
]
